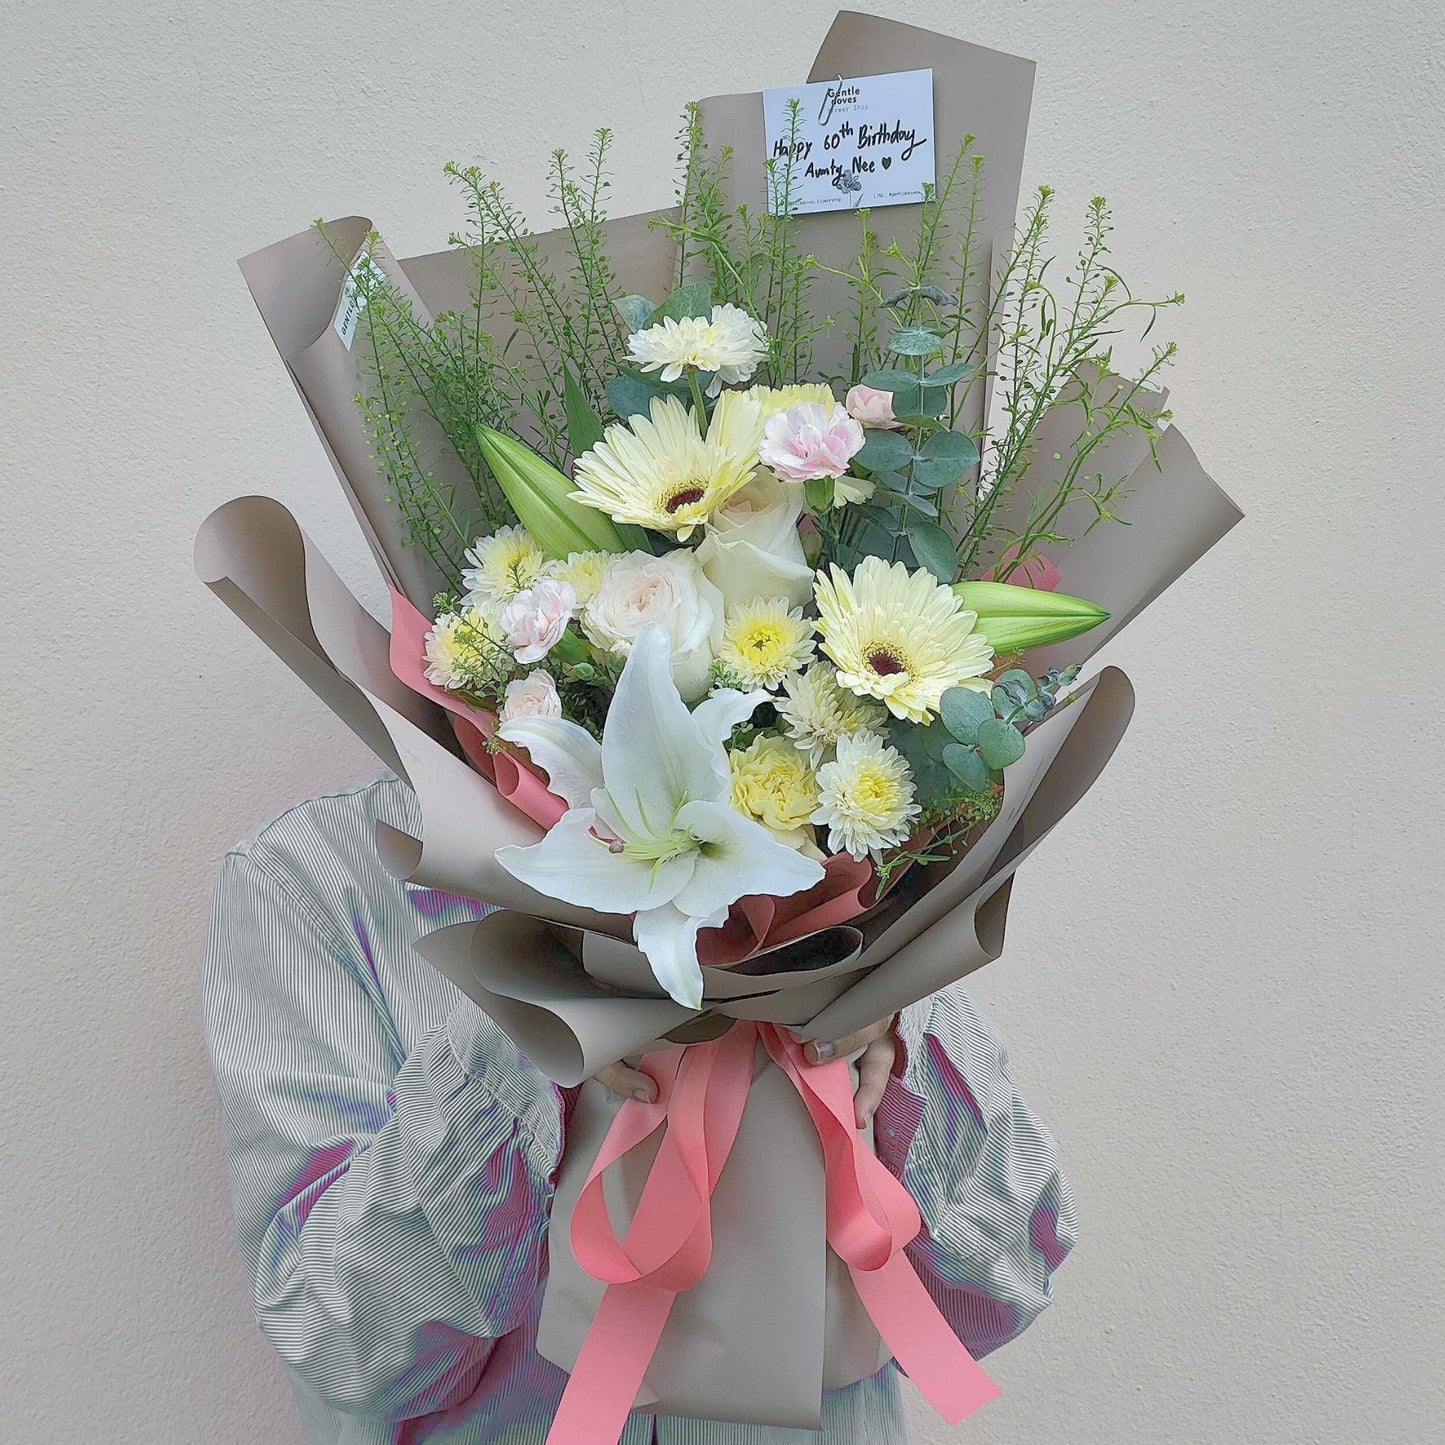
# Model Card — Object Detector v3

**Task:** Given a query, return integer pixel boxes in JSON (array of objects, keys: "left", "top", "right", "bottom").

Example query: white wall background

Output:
[{"left": 2, "top": 1, "right": 1440, "bottom": 1441}]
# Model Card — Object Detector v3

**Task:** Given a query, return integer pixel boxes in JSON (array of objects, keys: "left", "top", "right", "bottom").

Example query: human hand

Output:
[
  {"left": 789, "top": 1017, "right": 898, "bottom": 1130},
  {"left": 592, "top": 1059, "right": 657, "bottom": 1104}
]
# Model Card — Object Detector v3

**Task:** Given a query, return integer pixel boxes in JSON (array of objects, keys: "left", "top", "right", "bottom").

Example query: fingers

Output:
[
  {"left": 791, "top": 1014, "right": 894, "bottom": 1066},
  {"left": 592, "top": 1061, "right": 657, "bottom": 1103},
  {"left": 853, "top": 1036, "right": 896, "bottom": 1130}
]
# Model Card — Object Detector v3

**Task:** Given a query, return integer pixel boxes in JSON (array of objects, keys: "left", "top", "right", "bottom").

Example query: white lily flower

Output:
[{"left": 495, "top": 625, "right": 826, "bottom": 1008}]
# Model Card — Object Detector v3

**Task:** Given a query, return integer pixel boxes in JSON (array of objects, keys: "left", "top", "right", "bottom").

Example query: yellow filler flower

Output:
[{"left": 719, "top": 597, "right": 816, "bottom": 689}]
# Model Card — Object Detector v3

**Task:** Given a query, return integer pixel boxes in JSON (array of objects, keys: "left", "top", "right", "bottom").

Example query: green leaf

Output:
[
  {"left": 976, "top": 717, "right": 1026, "bottom": 769},
  {"left": 942, "top": 743, "right": 994, "bottom": 792},
  {"left": 803, "top": 476, "right": 835, "bottom": 511},
  {"left": 856, "top": 430, "right": 914, "bottom": 472},
  {"left": 562, "top": 367, "right": 605, "bottom": 457},
  {"left": 647, "top": 282, "right": 712, "bottom": 325},
  {"left": 614, "top": 294, "right": 655, "bottom": 332},
  {"left": 888, "top": 719, "right": 957, "bottom": 806},
  {"left": 924, "top": 360, "right": 973, "bottom": 386},
  {"left": 939, "top": 686, "right": 995, "bottom": 744},
  {"left": 888, "top": 326, "right": 945, "bottom": 357},
  {"left": 912, "top": 428, "right": 980, "bottom": 490},
  {"left": 615, "top": 522, "right": 656, "bottom": 554},
  {"left": 908, "top": 519, "right": 959, "bottom": 581},
  {"left": 873, "top": 487, "right": 937, "bottom": 517}
]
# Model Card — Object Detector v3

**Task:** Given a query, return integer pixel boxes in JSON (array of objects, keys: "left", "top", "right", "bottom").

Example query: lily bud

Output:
[
  {"left": 952, "top": 580, "right": 1108, "bottom": 655},
  {"left": 474, "top": 425, "right": 626, "bottom": 559}
]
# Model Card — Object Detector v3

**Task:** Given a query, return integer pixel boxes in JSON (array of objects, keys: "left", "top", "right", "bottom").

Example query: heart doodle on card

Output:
[{"left": 881, "top": 155, "right": 892, "bottom": 169}]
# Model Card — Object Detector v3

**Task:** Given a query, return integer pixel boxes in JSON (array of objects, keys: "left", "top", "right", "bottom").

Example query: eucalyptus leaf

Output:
[
  {"left": 908, "top": 519, "right": 959, "bottom": 582},
  {"left": 647, "top": 282, "right": 712, "bottom": 325},
  {"left": 976, "top": 717, "right": 1026, "bottom": 769},
  {"left": 925, "top": 360, "right": 973, "bottom": 386},
  {"left": 606, "top": 373, "right": 665, "bottom": 422},
  {"left": 803, "top": 476, "right": 835, "bottom": 511},
  {"left": 940, "top": 686, "right": 994, "bottom": 744},
  {"left": 859, "top": 368, "right": 923, "bottom": 392},
  {"left": 912, "top": 429, "right": 980, "bottom": 490},
  {"left": 888, "top": 326, "right": 946, "bottom": 357},
  {"left": 856, "top": 430, "right": 914, "bottom": 472},
  {"left": 995, "top": 667, "right": 1038, "bottom": 702},
  {"left": 614, "top": 294, "right": 655, "bottom": 333},
  {"left": 942, "top": 743, "right": 994, "bottom": 793}
]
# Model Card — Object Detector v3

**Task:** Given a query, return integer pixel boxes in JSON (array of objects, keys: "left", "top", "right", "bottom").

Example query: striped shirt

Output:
[{"left": 202, "top": 775, "right": 1076, "bottom": 1444}]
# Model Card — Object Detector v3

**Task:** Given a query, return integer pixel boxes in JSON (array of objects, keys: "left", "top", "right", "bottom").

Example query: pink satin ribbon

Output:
[{"left": 544, "top": 1020, "right": 1000, "bottom": 1445}]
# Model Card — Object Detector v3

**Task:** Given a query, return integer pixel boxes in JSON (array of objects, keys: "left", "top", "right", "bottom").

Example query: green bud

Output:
[{"left": 953, "top": 580, "right": 1108, "bottom": 655}]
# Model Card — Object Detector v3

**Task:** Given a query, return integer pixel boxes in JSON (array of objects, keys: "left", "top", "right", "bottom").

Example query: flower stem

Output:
[{"left": 687, "top": 369, "right": 710, "bottom": 437}]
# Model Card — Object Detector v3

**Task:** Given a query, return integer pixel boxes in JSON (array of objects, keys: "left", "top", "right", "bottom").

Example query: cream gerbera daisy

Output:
[
  {"left": 811, "top": 731, "right": 921, "bottom": 860},
  {"left": 542, "top": 549, "right": 609, "bottom": 606},
  {"left": 627, "top": 304, "right": 769, "bottom": 396},
  {"left": 749, "top": 382, "right": 837, "bottom": 417},
  {"left": 424, "top": 605, "right": 510, "bottom": 695},
  {"left": 813, "top": 556, "right": 994, "bottom": 724},
  {"left": 719, "top": 597, "right": 815, "bottom": 689},
  {"left": 462, "top": 524, "right": 548, "bottom": 604},
  {"left": 774, "top": 667, "right": 888, "bottom": 768},
  {"left": 729, "top": 733, "right": 822, "bottom": 854},
  {"left": 570, "top": 391, "right": 762, "bottom": 539}
]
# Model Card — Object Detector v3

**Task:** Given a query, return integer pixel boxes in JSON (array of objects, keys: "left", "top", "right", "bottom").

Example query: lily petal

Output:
[
  {"left": 600, "top": 625, "right": 722, "bottom": 833},
  {"left": 497, "top": 715, "right": 604, "bottom": 809},
  {"left": 670, "top": 799, "right": 825, "bottom": 919},
  {"left": 496, "top": 807, "right": 692, "bottom": 914},
  {"left": 631, "top": 902, "right": 710, "bottom": 1010},
  {"left": 691, "top": 687, "right": 769, "bottom": 753}
]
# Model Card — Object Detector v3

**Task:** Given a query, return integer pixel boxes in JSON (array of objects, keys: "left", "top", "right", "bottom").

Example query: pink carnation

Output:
[
  {"left": 844, "top": 383, "right": 900, "bottom": 429},
  {"left": 758, "top": 402, "right": 865, "bottom": 484},
  {"left": 500, "top": 577, "right": 577, "bottom": 664}
]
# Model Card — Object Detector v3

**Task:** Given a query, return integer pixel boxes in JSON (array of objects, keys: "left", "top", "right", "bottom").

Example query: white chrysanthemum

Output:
[
  {"left": 462, "top": 524, "right": 548, "bottom": 604},
  {"left": 543, "top": 549, "right": 609, "bottom": 606},
  {"left": 774, "top": 667, "right": 888, "bottom": 767},
  {"left": 811, "top": 731, "right": 921, "bottom": 861},
  {"left": 424, "top": 605, "right": 510, "bottom": 694},
  {"left": 627, "top": 304, "right": 769, "bottom": 396},
  {"left": 814, "top": 556, "right": 995, "bottom": 724},
  {"left": 719, "top": 597, "right": 815, "bottom": 689},
  {"left": 571, "top": 392, "right": 762, "bottom": 539}
]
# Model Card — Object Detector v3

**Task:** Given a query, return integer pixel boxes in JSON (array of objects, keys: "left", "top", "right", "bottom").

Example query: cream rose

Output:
[
  {"left": 498, "top": 669, "right": 563, "bottom": 723},
  {"left": 582, "top": 549, "right": 722, "bottom": 701},
  {"left": 695, "top": 473, "right": 814, "bottom": 610}
]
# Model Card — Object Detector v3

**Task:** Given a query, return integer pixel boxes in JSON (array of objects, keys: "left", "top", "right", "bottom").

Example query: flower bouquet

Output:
[{"left": 197, "top": 12, "right": 1241, "bottom": 1439}]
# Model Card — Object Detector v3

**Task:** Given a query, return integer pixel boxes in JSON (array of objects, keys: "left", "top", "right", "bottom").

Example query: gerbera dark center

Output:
[
  {"left": 867, "top": 647, "right": 906, "bottom": 676},
  {"left": 665, "top": 486, "right": 707, "bottom": 513}
]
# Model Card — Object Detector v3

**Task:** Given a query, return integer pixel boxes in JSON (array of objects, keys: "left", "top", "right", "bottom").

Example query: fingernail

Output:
[
  {"left": 811, "top": 1041, "right": 835, "bottom": 1061},
  {"left": 633, "top": 1087, "right": 654, "bottom": 1102}
]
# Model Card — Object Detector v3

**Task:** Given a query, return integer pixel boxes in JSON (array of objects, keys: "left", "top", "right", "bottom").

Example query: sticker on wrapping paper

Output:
[
  {"left": 332, "top": 252, "right": 388, "bottom": 349},
  {"left": 762, "top": 69, "right": 935, "bottom": 215}
]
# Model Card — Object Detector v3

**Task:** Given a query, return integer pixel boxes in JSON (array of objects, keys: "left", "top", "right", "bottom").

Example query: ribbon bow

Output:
[{"left": 544, "top": 1019, "right": 1000, "bottom": 1444}]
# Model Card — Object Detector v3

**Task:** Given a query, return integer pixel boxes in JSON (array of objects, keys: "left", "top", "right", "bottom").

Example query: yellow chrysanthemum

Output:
[
  {"left": 813, "top": 556, "right": 994, "bottom": 724},
  {"left": 424, "top": 605, "right": 510, "bottom": 694},
  {"left": 570, "top": 392, "right": 762, "bottom": 539},
  {"left": 462, "top": 524, "right": 548, "bottom": 604},
  {"left": 729, "top": 734, "right": 822, "bottom": 854},
  {"left": 775, "top": 667, "right": 888, "bottom": 767},
  {"left": 543, "top": 549, "right": 609, "bottom": 606},
  {"left": 719, "top": 596, "right": 815, "bottom": 689},
  {"left": 811, "top": 731, "right": 921, "bottom": 860}
]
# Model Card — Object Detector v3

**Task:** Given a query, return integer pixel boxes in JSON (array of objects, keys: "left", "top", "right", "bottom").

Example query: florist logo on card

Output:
[{"left": 817, "top": 76, "right": 861, "bottom": 125}]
